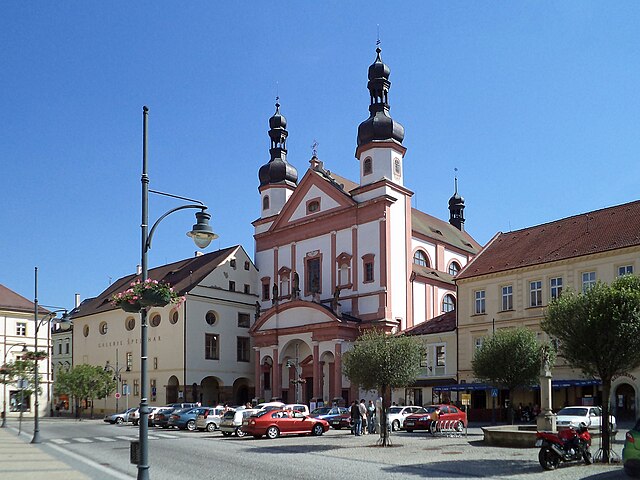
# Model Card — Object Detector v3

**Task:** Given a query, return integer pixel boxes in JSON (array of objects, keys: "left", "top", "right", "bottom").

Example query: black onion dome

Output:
[
  {"left": 449, "top": 191, "right": 465, "bottom": 207},
  {"left": 357, "top": 47, "right": 405, "bottom": 147},
  {"left": 269, "top": 102, "right": 287, "bottom": 129},
  {"left": 259, "top": 158, "right": 298, "bottom": 187}
]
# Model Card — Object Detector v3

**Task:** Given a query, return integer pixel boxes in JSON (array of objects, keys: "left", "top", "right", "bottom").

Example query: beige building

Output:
[
  {"left": 71, "top": 246, "right": 258, "bottom": 414},
  {"left": 456, "top": 200, "right": 640, "bottom": 421}
]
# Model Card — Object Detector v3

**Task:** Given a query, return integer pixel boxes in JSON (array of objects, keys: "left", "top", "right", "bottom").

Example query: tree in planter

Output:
[
  {"left": 342, "top": 329, "right": 424, "bottom": 446},
  {"left": 542, "top": 275, "right": 640, "bottom": 464},
  {"left": 4, "top": 359, "right": 44, "bottom": 407},
  {"left": 55, "top": 364, "right": 116, "bottom": 418},
  {"left": 472, "top": 327, "right": 552, "bottom": 424}
]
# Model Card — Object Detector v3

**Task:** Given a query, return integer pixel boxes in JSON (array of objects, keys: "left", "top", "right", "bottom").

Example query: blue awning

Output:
[
  {"left": 552, "top": 379, "right": 601, "bottom": 388},
  {"left": 433, "top": 383, "right": 492, "bottom": 392},
  {"left": 433, "top": 379, "right": 601, "bottom": 393}
]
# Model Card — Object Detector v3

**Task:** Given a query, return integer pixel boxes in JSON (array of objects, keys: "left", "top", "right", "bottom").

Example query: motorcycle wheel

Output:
[
  {"left": 538, "top": 447, "right": 560, "bottom": 471},
  {"left": 583, "top": 448, "right": 593, "bottom": 465}
]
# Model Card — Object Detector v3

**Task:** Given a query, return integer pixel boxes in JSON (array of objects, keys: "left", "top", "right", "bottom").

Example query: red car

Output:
[
  {"left": 325, "top": 411, "right": 352, "bottom": 430},
  {"left": 241, "top": 409, "right": 329, "bottom": 439},
  {"left": 403, "top": 404, "right": 467, "bottom": 433}
]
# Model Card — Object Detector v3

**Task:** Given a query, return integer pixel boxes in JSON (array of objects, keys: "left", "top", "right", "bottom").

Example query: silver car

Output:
[
  {"left": 195, "top": 406, "right": 225, "bottom": 432},
  {"left": 220, "top": 409, "right": 259, "bottom": 437}
]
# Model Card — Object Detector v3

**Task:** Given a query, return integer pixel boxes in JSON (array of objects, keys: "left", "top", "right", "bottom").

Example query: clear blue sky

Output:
[{"left": 2, "top": 1, "right": 639, "bottom": 310}]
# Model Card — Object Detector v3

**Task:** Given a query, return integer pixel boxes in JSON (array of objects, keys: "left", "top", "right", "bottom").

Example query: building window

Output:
[
  {"left": 229, "top": 281, "right": 235, "bottom": 292},
  {"left": 262, "top": 195, "right": 269, "bottom": 210},
  {"left": 244, "top": 284, "right": 251, "bottom": 294},
  {"left": 435, "top": 345, "right": 445, "bottom": 366},
  {"left": 205, "top": 334, "right": 219, "bottom": 360},
  {"left": 618, "top": 265, "right": 634, "bottom": 277},
  {"left": 57, "top": 343, "right": 62, "bottom": 355},
  {"left": 244, "top": 261, "right": 250, "bottom": 270},
  {"left": 279, "top": 269, "right": 290, "bottom": 297},
  {"left": 550, "top": 277, "right": 563, "bottom": 300},
  {"left": 448, "top": 261, "right": 461, "bottom": 276},
  {"left": 362, "top": 254, "right": 375, "bottom": 283},
  {"left": 363, "top": 157, "right": 372, "bottom": 175},
  {"left": 205, "top": 311, "right": 217, "bottom": 326},
  {"left": 413, "top": 250, "right": 428, "bottom": 267},
  {"left": 150, "top": 379, "right": 156, "bottom": 400},
  {"left": 82, "top": 324, "right": 89, "bottom": 337},
  {"left": 150, "top": 314, "right": 161, "bottom": 327},
  {"left": 170, "top": 311, "right": 179, "bottom": 324},
  {"left": 307, "top": 199, "right": 320, "bottom": 214},
  {"left": 65, "top": 340, "right": 69, "bottom": 354},
  {"left": 237, "top": 337, "right": 250, "bottom": 362},
  {"left": 99, "top": 321, "right": 108, "bottom": 335},
  {"left": 338, "top": 263, "right": 350, "bottom": 286},
  {"left": 582, "top": 271, "right": 596, "bottom": 293},
  {"left": 474, "top": 337, "right": 484, "bottom": 351},
  {"left": 133, "top": 379, "right": 139, "bottom": 396},
  {"left": 16, "top": 322, "right": 26, "bottom": 336},
  {"left": 474, "top": 290, "right": 486, "bottom": 314},
  {"left": 230, "top": 258, "right": 236, "bottom": 269},
  {"left": 261, "top": 278, "right": 270, "bottom": 301},
  {"left": 442, "top": 294, "right": 456, "bottom": 313},
  {"left": 238, "top": 313, "right": 250, "bottom": 328},
  {"left": 153, "top": 357, "right": 158, "bottom": 370},
  {"left": 501, "top": 285, "right": 513, "bottom": 311},
  {"left": 126, "top": 352, "right": 133, "bottom": 371},
  {"left": 529, "top": 281, "right": 543, "bottom": 307},
  {"left": 306, "top": 256, "right": 321, "bottom": 295},
  {"left": 420, "top": 348, "right": 428, "bottom": 368},
  {"left": 125, "top": 317, "right": 136, "bottom": 331}
]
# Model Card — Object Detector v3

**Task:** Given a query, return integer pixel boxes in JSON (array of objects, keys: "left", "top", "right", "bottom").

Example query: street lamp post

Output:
[
  {"left": 31, "top": 267, "right": 70, "bottom": 444},
  {"left": 105, "top": 348, "right": 127, "bottom": 413},
  {"left": 1, "top": 343, "right": 27, "bottom": 428},
  {"left": 136, "top": 106, "right": 217, "bottom": 480}
]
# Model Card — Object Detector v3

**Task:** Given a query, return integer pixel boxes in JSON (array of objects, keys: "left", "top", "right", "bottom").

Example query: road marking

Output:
[
  {"left": 154, "top": 433, "right": 178, "bottom": 439},
  {"left": 74, "top": 437, "right": 94, "bottom": 443},
  {"left": 95, "top": 437, "right": 117, "bottom": 442},
  {"left": 115, "top": 436, "right": 138, "bottom": 441},
  {"left": 50, "top": 438, "right": 70, "bottom": 444}
]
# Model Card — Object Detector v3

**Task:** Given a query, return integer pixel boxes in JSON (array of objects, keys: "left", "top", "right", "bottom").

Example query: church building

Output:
[{"left": 250, "top": 47, "right": 481, "bottom": 406}]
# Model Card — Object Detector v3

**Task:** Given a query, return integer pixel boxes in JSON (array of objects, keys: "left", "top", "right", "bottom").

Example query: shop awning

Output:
[
  {"left": 433, "top": 383, "right": 492, "bottom": 392},
  {"left": 552, "top": 379, "right": 601, "bottom": 388},
  {"left": 411, "top": 378, "right": 457, "bottom": 388}
]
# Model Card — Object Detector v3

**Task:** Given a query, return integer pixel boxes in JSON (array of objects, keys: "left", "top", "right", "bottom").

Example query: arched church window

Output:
[
  {"left": 363, "top": 157, "right": 372, "bottom": 175},
  {"left": 448, "top": 261, "right": 461, "bottom": 276},
  {"left": 442, "top": 294, "right": 456, "bottom": 313},
  {"left": 263, "top": 195, "right": 270, "bottom": 210},
  {"left": 413, "top": 250, "right": 429, "bottom": 267}
]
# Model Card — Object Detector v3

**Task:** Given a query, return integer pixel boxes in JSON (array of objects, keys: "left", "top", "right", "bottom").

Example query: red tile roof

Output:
[
  {"left": 0, "top": 284, "right": 50, "bottom": 314},
  {"left": 403, "top": 310, "right": 456, "bottom": 336},
  {"left": 458, "top": 200, "right": 640, "bottom": 280},
  {"left": 71, "top": 246, "right": 238, "bottom": 319},
  {"left": 412, "top": 209, "right": 482, "bottom": 255}
]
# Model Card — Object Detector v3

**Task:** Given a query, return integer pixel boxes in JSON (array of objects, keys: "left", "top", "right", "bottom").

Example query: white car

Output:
[
  {"left": 387, "top": 406, "right": 423, "bottom": 431},
  {"left": 195, "top": 406, "right": 226, "bottom": 432},
  {"left": 284, "top": 403, "right": 310, "bottom": 416},
  {"left": 220, "top": 408, "right": 260, "bottom": 437},
  {"left": 555, "top": 406, "right": 616, "bottom": 431}
]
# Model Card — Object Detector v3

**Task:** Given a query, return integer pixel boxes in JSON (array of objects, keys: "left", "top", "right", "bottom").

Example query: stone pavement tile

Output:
[{"left": 0, "top": 428, "right": 89, "bottom": 479}]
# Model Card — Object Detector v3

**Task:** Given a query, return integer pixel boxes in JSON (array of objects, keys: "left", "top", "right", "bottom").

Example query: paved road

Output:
[{"left": 7, "top": 418, "right": 629, "bottom": 479}]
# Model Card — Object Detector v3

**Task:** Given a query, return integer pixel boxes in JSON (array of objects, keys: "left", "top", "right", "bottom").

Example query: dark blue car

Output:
[{"left": 167, "top": 407, "right": 209, "bottom": 431}]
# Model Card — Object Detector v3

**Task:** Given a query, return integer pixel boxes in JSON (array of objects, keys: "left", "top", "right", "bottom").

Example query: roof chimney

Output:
[
  {"left": 74, "top": 293, "right": 81, "bottom": 308},
  {"left": 195, "top": 251, "right": 204, "bottom": 257},
  {"left": 136, "top": 264, "right": 142, "bottom": 275}
]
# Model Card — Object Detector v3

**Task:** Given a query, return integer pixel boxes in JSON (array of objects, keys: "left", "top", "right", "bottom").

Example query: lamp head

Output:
[
  {"left": 187, "top": 210, "right": 218, "bottom": 249},
  {"left": 56, "top": 311, "right": 72, "bottom": 331}
]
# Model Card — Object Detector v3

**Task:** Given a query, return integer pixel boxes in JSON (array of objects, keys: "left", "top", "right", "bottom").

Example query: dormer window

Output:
[
  {"left": 306, "top": 198, "right": 321, "bottom": 215},
  {"left": 363, "top": 157, "right": 372, "bottom": 175}
]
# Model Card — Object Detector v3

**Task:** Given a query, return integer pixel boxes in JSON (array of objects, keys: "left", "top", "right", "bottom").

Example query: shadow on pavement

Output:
[
  {"left": 246, "top": 443, "right": 341, "bottom": 454},
  {"left": 381, "top": 459, "right": 541, "bottom": 478}
]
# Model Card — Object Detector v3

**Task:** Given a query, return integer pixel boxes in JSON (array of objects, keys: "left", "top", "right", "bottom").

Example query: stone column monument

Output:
[{"left": 537, "top": 344, "right": 556, "bottom": 432}]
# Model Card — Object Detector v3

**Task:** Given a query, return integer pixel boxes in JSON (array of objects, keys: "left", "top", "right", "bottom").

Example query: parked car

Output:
[
  {"left": 153, "top": 407, "right": 177, "bottom": 428},
  {"left": 387, "top": 405, "right": 423, "bottom": 431},
  {"left": 220, "top": 408, "right": 260, "bottom": 437},
  {"left": 195, "top": 406, "right": 226, "bottom": 432},
  {"left": 129, "top": 408, "right": 140, "bottom": 425},
  {"left": 103, "top": 407, "right": 137, "bottom": 425},
  {"left": 555, "top": 406, "right": 616, "bottom": 431},
  {"left": 403, "top": 405, "right": 467, "bottom": 433},
  {"left": 324, "top": 410, "right": 351, "bottom": 430},
  {"left": 147, "top": 406, "right": 165, "bottom": 427},
  {"left": 310, "top": 406, "right": 348, "bottom": 420},
  {"left": 623, "top": 418, "right": 640, "bottom": 477},
  {"left": 284, "top": 404, "right": 310, "bottom": 416},
  {"left": 168, "top": 407, "right": 209, "bottom": 431},
  {"left": 166, "top": 402, "right": 200, "bottom": 410},
  {"left": 241, "top": 409, "right": 329, "bottom": 439},
  {"left": 255, "top": 401, "right": 285, "bottom": 412}
]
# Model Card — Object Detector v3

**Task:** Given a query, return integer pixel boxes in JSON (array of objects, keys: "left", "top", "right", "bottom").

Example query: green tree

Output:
[
  {"left": 542, "top": 275, "right": 640, "bottom": 463},
  {"left": 342, "top": 329, "right": 424, "bottom": 446},
  {"left": 472, "top": 327, "right": 551, "bottom": 424},
  {"left": 55, "top": 364, "right": 116, "bottom": 418}
]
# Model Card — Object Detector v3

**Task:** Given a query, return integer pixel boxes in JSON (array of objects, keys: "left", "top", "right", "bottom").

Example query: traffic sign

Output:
[
  {"left": 115, "top": 392, "right": 121, "bottom": 399},
  {"left": 491, "top": 388, "right": 498, "bottom": 397}
]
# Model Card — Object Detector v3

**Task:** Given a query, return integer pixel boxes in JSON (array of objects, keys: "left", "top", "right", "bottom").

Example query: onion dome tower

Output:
[
  {"left": 448, "top": 176, "right": 466, "bottom": 231},
  {"left": 355, "top": 46, "right": 407, "bottom": 187},
  {"left": 258, "top": 100, "right": 298, "bottom": 218}
]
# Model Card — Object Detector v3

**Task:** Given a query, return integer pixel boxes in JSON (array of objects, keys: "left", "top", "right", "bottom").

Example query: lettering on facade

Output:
[{"left": 98, "top": 337, "right": 161, "bottom": 348}]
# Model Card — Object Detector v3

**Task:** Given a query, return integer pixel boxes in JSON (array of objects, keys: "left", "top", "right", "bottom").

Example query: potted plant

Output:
[
  {"left": 24, "top": 351, "right": 47, "bottom": 361},
  {"left": 111, "top": 279, "right": 183, "bottom": 312}
]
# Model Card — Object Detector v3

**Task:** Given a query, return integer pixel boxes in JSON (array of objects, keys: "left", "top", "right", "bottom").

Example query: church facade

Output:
[{"left": 250, "top": 48, "right": 481, "bottom": 406}]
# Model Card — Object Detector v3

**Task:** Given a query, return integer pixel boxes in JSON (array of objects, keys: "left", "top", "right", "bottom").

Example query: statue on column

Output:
[
  {"left": 292, "top": 272, "right": 300, "bottom": 299},
  {"left": 272, "top": 283, "right": 279, "bottom": 305},
  {"left": 331, "top": 286, "right": 341, "bottom": 315}
]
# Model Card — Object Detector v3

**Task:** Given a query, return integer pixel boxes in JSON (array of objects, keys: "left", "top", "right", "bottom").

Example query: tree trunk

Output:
[
  {"left": 601, "top": 379, "right": 611, "bottom": 463},
  {"left": 379, "top": 384, "right": 391, "bottom": 446}
]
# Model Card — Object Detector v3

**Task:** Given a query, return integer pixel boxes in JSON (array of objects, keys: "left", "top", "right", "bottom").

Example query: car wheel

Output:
[
  {"left": 538, "top": 447, "right": 560, "bottom": 470},
  {"left": 455, "top": 421, "right": 464, "bottom": 433},
  {"left": 392, "top": 420, "right": 400, "bottom": 431},
  {"left": 312, "top": 424, "right": 324, "bottom": 436},
  {"left": 236, "top": 427, "right": 247, "bottom": 438},
  {"left": 206, "top": 423, "right": 216, "bottom": 433},
  {"left": 132, "top": 420, "right": 138, "bottom": 426},
  {"left": 266, "top": 426, "right": 280, "bottom": 439},
  {"left": 221, "top": 431, "right": 232, "bottom": 437},
  {"left": 186, "top": 420, "right": 196, "bottom": 431},
  {"left": 115, "top": 417, "right": 124, "bottom": 425}
]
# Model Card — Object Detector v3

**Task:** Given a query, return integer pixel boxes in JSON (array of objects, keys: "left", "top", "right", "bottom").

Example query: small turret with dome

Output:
[
  {"left": 448, "top": 175, "right": 466, "bottom": 231},
  {"left": 258, "top": 100, "right": 298, "bottom": 189}
]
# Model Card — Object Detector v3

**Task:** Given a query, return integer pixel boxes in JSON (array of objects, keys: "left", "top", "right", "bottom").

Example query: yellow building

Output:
[{"left": 456, "top": 200, "right": 640, "bottom": 422}]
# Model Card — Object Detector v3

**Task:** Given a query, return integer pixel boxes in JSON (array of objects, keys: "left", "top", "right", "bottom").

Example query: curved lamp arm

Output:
[{"left": 146, "top": 205, "right": 217, "bottom": 252}]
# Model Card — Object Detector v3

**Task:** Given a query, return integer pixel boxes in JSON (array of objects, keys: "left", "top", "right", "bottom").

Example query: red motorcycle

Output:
[{"left": 535, "top": 425, "right": 593, "bottom": 470}]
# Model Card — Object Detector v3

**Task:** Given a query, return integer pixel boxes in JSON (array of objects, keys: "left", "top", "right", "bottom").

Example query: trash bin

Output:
[{"left": 130, "top": 440, "right": 140, "bottom": 465}]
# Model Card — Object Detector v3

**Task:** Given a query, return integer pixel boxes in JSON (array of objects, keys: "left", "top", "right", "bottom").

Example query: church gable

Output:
[
  {"left": 269, "top": 168, "right": 356, "bottom": 232},
  {"left": 251, "top": 302, "right": 340, "bottom": 333}
]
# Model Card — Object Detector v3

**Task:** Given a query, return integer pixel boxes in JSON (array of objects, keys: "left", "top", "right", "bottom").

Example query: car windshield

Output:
[
  {"left": 389, "top": 407, "right": 402, "bottom": 414},
  {"left": 412, "top": 408, "right": 427, "bottom": 414},
  {"left": 311, "top": 407, "right": 332, "bottom": 415},
  {"left": 423, "top": 406, "right": 438, "bottom": 413},
  {"left": 557, "top": 407, "right": 588, "bottom": 416},
  {"left": 223, "top": 411, "right": 235, "bottom": 419}
]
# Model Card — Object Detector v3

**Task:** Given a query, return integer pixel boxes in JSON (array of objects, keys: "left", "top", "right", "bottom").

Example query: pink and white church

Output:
[{"left": 249, "top": 47, "right": 481, "bottom": 406}]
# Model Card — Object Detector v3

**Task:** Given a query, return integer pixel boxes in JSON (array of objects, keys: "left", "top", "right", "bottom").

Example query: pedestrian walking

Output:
[
  {"left": 367, "top": 400, "right": 375, "bottom": 434},
  {"left": 359, "top": 400, "right": 367, "bottom": 435},
  {"left": 350, "top": 400, "right": 362, "bottom": 436}
]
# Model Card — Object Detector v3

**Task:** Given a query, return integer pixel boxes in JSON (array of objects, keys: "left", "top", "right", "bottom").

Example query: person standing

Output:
[
  {"left": 367, "top": 400, "right": 375, "bottom": 434},
  {"left": 350, "top": 400, "right": 362, "bottom": 436},
  {"left": 359, "top": 400, "right": 367, "bottom": 435}
]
